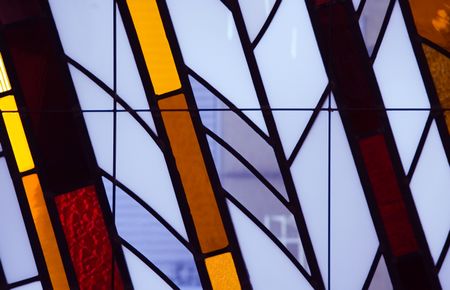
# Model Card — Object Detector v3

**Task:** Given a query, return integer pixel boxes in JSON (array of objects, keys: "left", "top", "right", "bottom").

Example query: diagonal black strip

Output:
[
  {"left": 66, "top": 56, "right": 160, "bottom": 147},
  {"left": 437, "top": 231, "right": 450, "bottom": 271},
  {"left": 7, "top": 275, "right": 40, "bottom": 289},
  {"left": 225, "top": 190, "right": 314, "bottom": 285},
  {"left": 121, "top": 238, "right": 180, "bottom": 290},
  {"left": 100, "top": 169, "right": 193, "bottom": 252},
  {"left": 288, "top": 84, "right": 330, "bottom": 166},
  {"left": 251, "top": 0, "right": 282, "bottom": 49},
  {"left": 356, "top": 0, "right": 367, "bottom": 18},
  {"left": 407, "top": 113, "right": 433, "bottom": 181},
  {"left": 362, "top": 247, "right": 382, "bottom": 290},
  {"left": 421, "top": 37, "right": 450, "bottom": 59},
  {"left": 204, "top": 126, "right": 290, "bottom": 209},
  {"left": 187, "top": 66, "right": 272, "bottom": 145},
  {"left": 369, "top": 0, "right": 396, "bottom": 62},
  {"left": 155, "top": 88, "right": 184, "bottom": 101}
]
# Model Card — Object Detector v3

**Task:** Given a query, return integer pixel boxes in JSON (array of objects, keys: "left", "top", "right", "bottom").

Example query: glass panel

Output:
[
  {"left": 0, "top": 158, "right": 37, "bottom": 284},
  {"left": 0, "top": 95, "right": 34, "bottom": 173},
  {"left": 165, "top": 0, "right": 268, "bottom": 134},
  {"left": 116, "top": 108, "right": 187, "bottom": 240},
  {"left": 368, "top": 256, "right": 393, "bottom": 290},
  {"left": 48, "top": 0, "right": 113, "bottom": 87},
  {"left": 291, "top": 109, "right": 328, "bottom": 284},
  {"left": 0, "top": 53, "right": 12, "bottom": 93},
  {"left": 11, "top": 281, "right": 43, "bottom": 290},
  {"left": 422, "top": 44, "right": 450, "bottom": 133},
  {"left": 207, "top": 136, "right": 308, "bottom": 268},
  {"left": 373, "top": 2, "right": 431, "bottom": 171},
  {"left": 54, "top": 186, "right": 124, "bottom": 290},
  {"left": 190, "top": 76, "right": 288, "bottom": 199},
  {"left": 353, "top": 0, "right": 362, "bottom": 10},
  {"left": 125, "top": 0, "right": 181, "bottom": 94},
  {"left": 410, "top": 122, "right": 450, "bottom": 262},
  {"left": 358, "top": 0, "right": 391, "bottom": 55},
  {"left": 409, "top": 0, "right": 450, "bottom": 52},
  {"left": 103, "top": 180, "right": 201, "bottom": 289},
  {"left": 254, "top": 0, "right": 328, "bottom": 156},
  {"left": 158, "top": 95, "right": 228, "bottom": 253},
  {"left": 22, "top": 174, "right": 70, "bottom": 290},
  {"left": 116, "top": 7, "right": 156, "bottom": 132},
  {"left": 205, "top": 253, "right": 241, "bottom": 290},
  {"left": 122, "top": 247, "right": 172, "bottom": 290},
  {"left": 227, "top": 201, "right": 313, "bottom": 290},
  {"left": 238, "top": 0, "right": 277, "bottom": 41},
  {"left": 331, "top": 102, "right": 378, "bottom": 289}
]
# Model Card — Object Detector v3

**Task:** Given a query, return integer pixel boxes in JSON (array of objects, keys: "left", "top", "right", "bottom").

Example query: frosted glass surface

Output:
[
  {"left": 353, "top": 0, "right": 361, "bottom": 10},
  {"left": 116, "top": 8, "right": 156, "bottom": 133},
  {"left": 410, "top": 122, "right": 450, "bottom": 262},
  {"left": 227, "top": 201, "right": 313, "bottom": 290},
  {"left": 330, "top": 103, "right": 378, "bottom": 289},
  {"left": 48, "top": 0, "right": 113, "bottom": 87},
  {"left": 0, "top": 158, "right": 38, "bottom": 283},
  {"left": 238, "top": 0, "right": 276, "bottom": 41},
  {"left": 359, "top": 0, "right": 391, "bottom": 55},
  {"left": 165, "top": 0, "right": 268, "bottom": 134},
  {"left": 116, "top": 109, "right": 187, "bottom": 239},
  {"left": 11, "top": 282, "right": 43, "bottom": 290},
  {"left": 255, "top": 0, "right": 328, "bottom": 156},
  {"left": 291, "top": 110, "right": 328, "bottom": 284},
  {"left": 369, "top": 256, "right": 393, "bottom": 290},
  {"left": 123, "top": 247, "right": 173, "bottom": 290},
  {"left": 440, "top": 251, "right": 450, "bottom": 290}
]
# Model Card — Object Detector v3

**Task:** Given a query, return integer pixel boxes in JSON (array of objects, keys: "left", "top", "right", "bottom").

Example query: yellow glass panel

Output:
[
  {"left": 0, "top": 96, "right": 34, "bottom": 172},
  {"left": 205, "top": 253, "right": 241, "bottom": 290},
  {"left": 0, "top": 53, "right": 12, "bottom": 93},
  {"left": 22, "top": 174, "right": 70, "bottom": 290},
  {"left": 409, "top": 0, "right": 450, "bottom": 51},
  {"left": 159, "top": 94, "right": 229, "bottom": 253},
  {"left": 422, "top": 44, "right": 450, "bottom": 133},
  {"left": 126, "top": 0, "right": 181, "bottom": 95}
]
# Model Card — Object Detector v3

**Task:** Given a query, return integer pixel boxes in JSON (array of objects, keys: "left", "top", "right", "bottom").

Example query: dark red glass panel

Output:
[{"left": 55, "top": 186, "right": 124, "bottom": 290}]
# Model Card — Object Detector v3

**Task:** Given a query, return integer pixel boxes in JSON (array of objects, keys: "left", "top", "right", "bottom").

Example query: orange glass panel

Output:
[
  {"left": 422, "top": 44, "right": 450, "bottom": 133},
  {"left": 126, "top": 0, "right": 181, "bottom": 95},
  {"left": 159, "top": 94, "right": 228, "bottom": 253},
  {"left": 22, "top": 174, "right": 70, "bottom": 290},
  {"left": 409, "top": 0, "right": 450, "bottom": 51},
  {"left": 0, "top": 95, "right": 34, "bottom": 172},
  {"left": 205, "top": 253, "right": 241, "bottom": 290},
  {"left": 0, "top": 53, "right": 12, "bottom": 93}
]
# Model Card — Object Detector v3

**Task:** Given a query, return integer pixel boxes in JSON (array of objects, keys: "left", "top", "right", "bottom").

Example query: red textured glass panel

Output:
[
  {"left": 359, "top": 135, "right": 418, "bottom": 257},
  {"left": 55, "top": 186, "right": 124, "bottom": 290}
]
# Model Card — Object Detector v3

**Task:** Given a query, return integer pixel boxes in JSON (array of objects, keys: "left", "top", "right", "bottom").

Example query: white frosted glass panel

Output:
[
  {"left": 123, "top": 247, "right": 172, "bottom": 290},
  {"left": 291, "top": 110, "right": 328, "bottom": 284},
  {"left": 69, "top": 64, "right": 113, "bottom": 174},
  {"left": 359, "top": 0, "right": 391, "bottom": 55},
  {"left": 227, "top": 201, "right": 313, "bottom": 290},
  {"left": 255, "top": 0, "right": 328, "bottom": 156},
  {"left": 353, "top": 0, "right": 361, "bottom": 10},
  {"left": 440, "top": 251, "right": 450, "bottom": 290},
  {"left": 373, "top": 2, "right": 430, "bottom": 171},
  {"left": 116, "top": 110, "right": 187, "bottom": 240},
  {"left": 238, "top": 0, "right": 276, "bottom": 41},
  {"left": 0, "top": 158, "right": 38, "bottom": 283},
  {"left": 331, "top": 103, "right": 378, "bottom": 289},
  {"left": 11, "top": 282, "right": 43, "bottom": 290},
  {"left": 165, "top": 0, "right": 268, "bottom": 134},
  {"left": 368, "top": 256, "right": 393, "bottom": 290},
  {"left": 48, "top": 0, "right": 113, "bottom": 87},
  {"left": 410, "top": 122, "right": 450, "bottom": 262},
  {"left": 116, "top": 8, "right": 156, "bottom": 133}
]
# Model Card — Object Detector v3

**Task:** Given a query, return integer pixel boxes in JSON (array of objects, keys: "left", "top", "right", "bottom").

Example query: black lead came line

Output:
[{"left": 251, "top": 0, "right": 283, "bottom": 49}]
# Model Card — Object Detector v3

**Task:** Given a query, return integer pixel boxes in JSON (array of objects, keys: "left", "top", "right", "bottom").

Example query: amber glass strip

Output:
[
  {"left": 22, "top": 174, "right": 70, "bottom": 290},
  {"left": 409, "top": 0, "right": 450, "bottom": 52},
  {"left": 422, "top": 44, "right": 450, "bottom": 133},
  {"left": 126, "top": 0, "right": 181, "bottom": 95},
  {"left": 0, "top": 96, "right": 34, "bottom": 172},
  {"left": 159, "top": 94, "right": 229, "bottom": 253},
  {"left": 205, "top": 252, "right": 241, "bottom": 290},
  {"left": 0, "top": 53, "right": 12, "bottom": 93}
]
